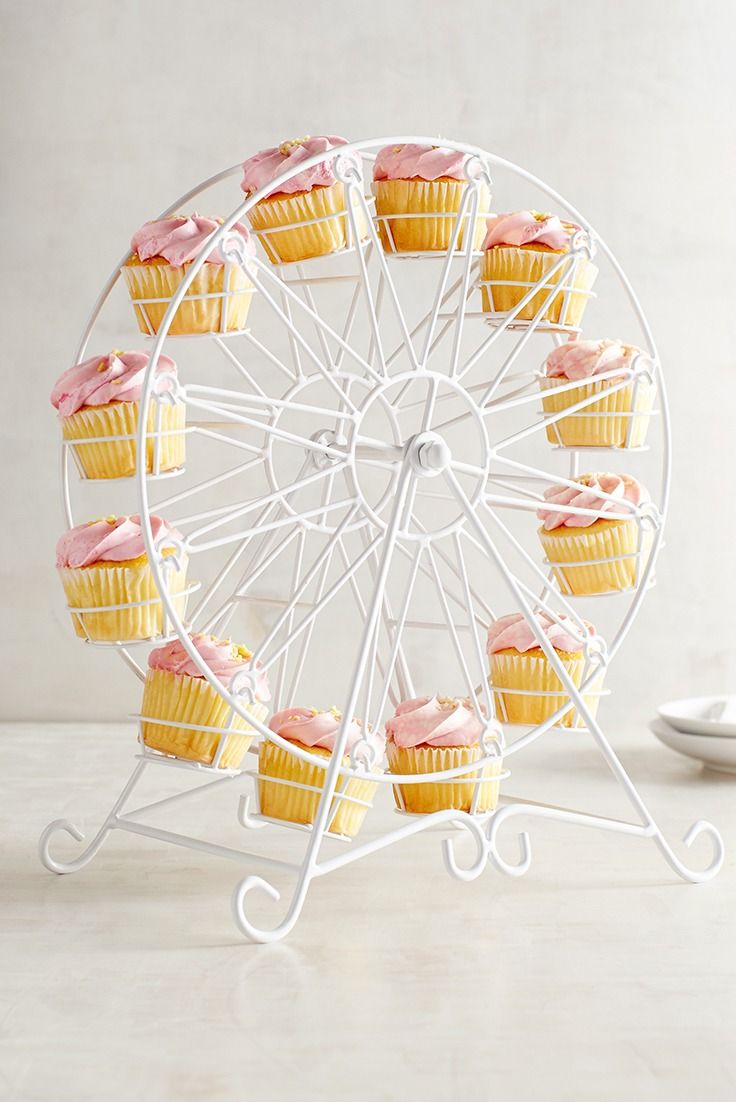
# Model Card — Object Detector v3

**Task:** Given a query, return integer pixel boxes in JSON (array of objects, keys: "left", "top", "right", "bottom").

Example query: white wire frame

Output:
[{"left": 42, "top": 136, "right": 723, "bottom": 945}]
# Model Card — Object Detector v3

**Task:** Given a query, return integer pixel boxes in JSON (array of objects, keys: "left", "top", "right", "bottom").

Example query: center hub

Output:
[
  {"left": 411, "top": 431, "right": 452, "bottom": 477},
  {"left": 351, "top": 370, "right": 489, "bottom": 541}
]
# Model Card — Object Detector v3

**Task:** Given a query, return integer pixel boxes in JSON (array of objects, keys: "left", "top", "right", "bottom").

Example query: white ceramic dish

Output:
[
  {"left": 650, "top": 717, "right": 736, "bottom": 775},
  {"left": 657, "top": 695, "right": 736, "bottom": 737}
]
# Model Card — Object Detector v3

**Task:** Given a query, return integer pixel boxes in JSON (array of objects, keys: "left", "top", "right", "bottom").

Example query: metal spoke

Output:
[
  {"left": 250, "top": 255, "right": 380, "bottom": 392},
  {"left": 453, "top": 530, "right": 496, "bottom": 722},
  {"left": 420, "top": 183, "right": 477, "bottom": 368},
  {"left": 368, "top": 540, "right": 423, "bottom": 733},
  {"left": 213, "top": 336, "right": 267, "bottom": 397},
  {"left": 425, "top": 542, "right": 483, "bottom": 719},
  {"left": 152, "top": 455, "right": 263, "bottom": 512},
  {"left": 186, "top": 462, "right": 348, "bottom": 544},
  {"left": 255, "top": 529, "right": 384, "bottom": 675},
  {"left": 343, "top": 177, "right": 420, "bottom": 371},
  {"left": 188, "top": 496, "right": 357, "bottom": 555},
  {"left": 184, "top": 394, "right": 349, "bottom": 460},
  {"left": 248, "top": 504, "right": 362, "bottom": 668}
]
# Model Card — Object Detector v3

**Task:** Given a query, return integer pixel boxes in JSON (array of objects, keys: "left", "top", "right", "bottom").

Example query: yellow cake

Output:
[
  {"left": 480, "top": 211, "right": 597, "bottom": 330},
  {"left": 140, "top": 633, "right": 270, "bottom": 769},
  {"left": 386, "top": 696, "right": 503, "bottom": 815},
  {"left": 56, "top": 515, "right": 188, "bottom": 642}
]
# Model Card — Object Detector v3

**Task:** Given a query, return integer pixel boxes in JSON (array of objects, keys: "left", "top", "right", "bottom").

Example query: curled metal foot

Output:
[
  {"left": 441, "top": 815, "right": 490, "bottom": 882},
  {"left": 231, "top": 874, "right": 310, "bottom": 944},
  {"left": 653, "top": 819, "right": 725, "bottom": 883},
  {"left": 38, "top": 818, "right": 112, "bottom": 875},
  {"left": 486, "top": 806, "right": 533, "bottom": 878}
]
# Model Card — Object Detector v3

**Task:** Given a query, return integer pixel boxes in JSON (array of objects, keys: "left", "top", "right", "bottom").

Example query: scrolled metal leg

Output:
[
  {"left": 441, "top": 814, "right": 491, "bottom": 882},
  {"left": 486, "top": 806, "right": 533, "bottom": 877},
  {"left": 38, "top": 818, "right": 115, "bottom": 875},
  {"left": 231, "top": 871, "right": 312, "bottom": 944},
  {"left": 38, "top": 760, "right": 146, "bottom": 876},
  {"left": 652, "top": 819, "right": 724, "bottom": 883}
]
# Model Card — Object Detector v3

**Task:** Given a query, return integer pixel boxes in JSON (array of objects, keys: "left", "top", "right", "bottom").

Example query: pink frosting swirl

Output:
[
  {"left": 130, "top": 214, "right": 254, "bottom": 267},
  {"left": 538, "top": 474, "right": 647, "bottom": 531},
  {"left": 240, "top": 136, "right": 349, "bottom": 197},
  {"left": 544, "top": 338, "right": 639, "bottom": 381},
  {"left": 482, "top": 211, "right": 578, "bottom": 251},
  {"left": 487, "top": 613, "right": 593, "bottom": 655},
  {"left": 50, "top": 350, "right": 177, "bottom": 418},
  {"left": 56, "top": 514, "right": 180, "bottom": 568},
  {"left": 386, "top": 695, "right": 490, "bottom": 749},
  {"left": 148, "top": 633, "right": 270, "bottom": 698},
  {"left": 268, "top": 706, "right": 384, "bottom": 756},
  {"left": 373, "top": 143, "right": 469, "bottom": 182}
]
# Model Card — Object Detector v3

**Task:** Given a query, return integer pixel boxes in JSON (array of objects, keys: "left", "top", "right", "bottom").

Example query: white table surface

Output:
[{"left": 2, "top": 720, "right": 735, "bottom": 1101}]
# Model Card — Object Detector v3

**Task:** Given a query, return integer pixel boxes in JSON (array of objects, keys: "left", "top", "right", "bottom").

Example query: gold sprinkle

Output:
[
  {"left": 289, "top": 714, "right": 302, "bottom": 722},
  {"left": 104, "top": 515, "right": 117, "bottom": 524},
  {"left": 233, "top": 643, "right": 252, "bottom": 660},
  {"left": 279, "top": 135, "right": 311, "bottom": 155},
  {"left": 111, "top": 348, "right": 123, "bottom": 356},
  {"left": 309, "top": 708, "right": 320, "bottom": 716},
  {"left": 393, "top": 146, "right": 403, "bottom": 153},
  {"left": 96, "top": 360, "right": 107, "bottom": 372}
]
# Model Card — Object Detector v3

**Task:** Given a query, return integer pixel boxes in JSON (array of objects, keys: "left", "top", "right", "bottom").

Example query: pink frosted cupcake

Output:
[
  {"left": 259, "top": 706, "right": 385, "bottom": 837},
  {"left": 51, "top": 350, "right": 184, "bottom": 479},
  {"left": 480, "top": 211, "right": 597, "bottom": 329},
  {"left": 240, "top": 135, "right": 367, "bottom": 263},
  {"left": 122, "top": 213, "right": 254, "bottom": 335},
  {"left": 56, "top": 514, "right": 188, "bottom": 642},
  {"left": 538, "top": 473, "right": 653, "bottom": 595},
  {"left": 539, "top": 338, "right": 655, "bottom": 447},
  {"left": 373, "top": 143, "right": 490, "bottom": 253},
  {"left": 140, "top": 632, "right": 270, "bottom": 769},
  {"left": 386, "top": 695, "right": 503, "bottom": 814},
  {"left": 487, "top": 613, "right": 604, "bottom": 729}
]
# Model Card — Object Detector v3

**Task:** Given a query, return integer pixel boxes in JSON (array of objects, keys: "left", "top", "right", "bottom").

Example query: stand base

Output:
[{"left": 39, "top": 744, "right": 724, "bottom": 943}]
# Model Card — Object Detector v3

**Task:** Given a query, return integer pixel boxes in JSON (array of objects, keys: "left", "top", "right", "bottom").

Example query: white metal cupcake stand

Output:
[{"left": 40, "top": 136, "right": 724, "bottom": 943}]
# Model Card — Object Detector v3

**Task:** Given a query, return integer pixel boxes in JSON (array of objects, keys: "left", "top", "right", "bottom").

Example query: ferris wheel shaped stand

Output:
[{"left": 40, "top": 136, "right": 723, "bottom": 943}]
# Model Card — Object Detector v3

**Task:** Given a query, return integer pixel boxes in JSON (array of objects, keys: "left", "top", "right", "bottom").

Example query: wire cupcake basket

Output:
[{"left": 40, "top": 135, "right": 723, "bottom": 943}]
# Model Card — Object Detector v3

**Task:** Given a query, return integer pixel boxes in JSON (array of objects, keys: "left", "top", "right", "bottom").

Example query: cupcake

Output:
[
  {"left": 122, "top": 213, "right": 254, "bottom": 335},
  {"left": 539, "top": 338, "right": 655, "bottom": 447},
  {"left": 258, "top": 707, "right": 385, "bottom": 838},
  {"left": 487, "top": 613, "right": 604, "bottom": 729},
  {"left": 51, "top": 350, "right": 185, "bottom": 480},
  {"left": 372, "top": 143, "right": 490, "bottom": 253},
  {"left": 386, "top": 695, "right": 503, "bottom": 815},
  {"left": 479, "top": 211, "right": 597, "bottom": 329},
  {"left": 56, "top": 514, "right": 189, "bottom": 642},
  {"left": 140, "top": 633, "right": 270, "bottom": 769},
  {"left": 537, "top": 473, "right": 653, "bottom": 595},
  {"left": 240, "top": 135, "right": 367, "bottom": 264}
]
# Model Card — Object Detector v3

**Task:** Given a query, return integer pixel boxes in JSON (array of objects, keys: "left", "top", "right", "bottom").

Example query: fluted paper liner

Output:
[
  {"left": 480, "top": 246, "right": 597, "bottom": 329},
  {"left": 387, "top": 743, "right": 503, "bottom": 815},
  {"left": 538, "top": 375, "right": 655, "bottom": 447},
  {"left": 59, "top": 554, "right": 189, "bottom": 641},
  {"left": 539, "top": 519, "right": 654, "bottom": 596},
  {"left": 61, "top": 400, "right": 185, "bottom": 479},
  {"left": 258, "top": 739, "right": 378, "bottom": 838},
  {"left": 490, "top": 649, "right": 604, "bottom": 728},
  {"left": 122, "top": 260, "right": 253, "bottom": 335},
  {"left": 375, "top": 179, "right": 490, "bottom": 253},
  {"left": 247, "top": 182, "right": 367, "bottom": 264},
  {"left": 141, "top": 668, "right": 267, "bottom": 769}
]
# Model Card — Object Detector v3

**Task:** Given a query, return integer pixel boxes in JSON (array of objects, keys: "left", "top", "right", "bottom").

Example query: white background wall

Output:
[{"left": 2, "top": 0, "right": 734, "bottom": 722}]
